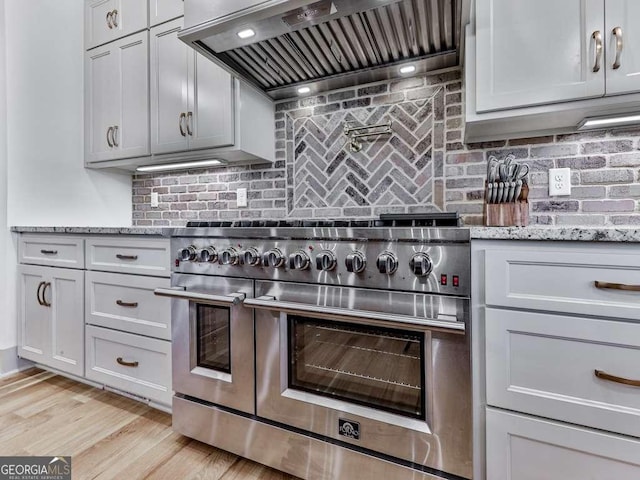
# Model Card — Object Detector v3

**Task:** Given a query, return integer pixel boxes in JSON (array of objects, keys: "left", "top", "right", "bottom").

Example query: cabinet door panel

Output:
[
  {"left": 605, "top": 0, "right": 640, "bottom": 95},
  {"left": 18, "top": 266, "right": 49, "bottom": 364},
  {"left": 85, "top": 0, "right": 117, "bottom": 50},
  {"left": 150, "top": 0, "right": 184, "bottom": 27},
  {"left": 188, "top": 52, "right": 235, "bottom": 150},
  {"left": 85, "top": 45, "right": 117, "bottom": 163},
  {"left": 85, "top": 0, "right": 148, "bottom": 50},
  {"left": 150, "top": 19, "right": 189, "bottom": 154},
  {"left": 116, "top": 32, "right": 150, "bottom": 159},
  {"left": 49, "top": 269, "right": 85, "bottom": 377},
  {"left": 476, "top": 0, "right": 605, "bottom": 112}
]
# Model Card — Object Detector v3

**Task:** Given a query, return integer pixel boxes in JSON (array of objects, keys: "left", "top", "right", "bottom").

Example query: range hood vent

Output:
[{"left": 179, "top": 0, "right": 461, "bottom": 100}]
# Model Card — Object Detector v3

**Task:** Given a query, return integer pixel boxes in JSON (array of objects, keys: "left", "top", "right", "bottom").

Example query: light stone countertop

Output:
[{"left": 11, "top": 225, "right": 640, "bottom": 243}]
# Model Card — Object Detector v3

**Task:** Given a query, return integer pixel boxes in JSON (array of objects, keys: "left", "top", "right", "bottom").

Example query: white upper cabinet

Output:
[
  {"left": 85, "top": 0, "right": 148, "bottom": 50},
  {"left": 85, "top": 31, "right": 150, "bottom": 163},
  {"left": 151, "top": 18, "right": 235, "bottom": 155},
  {"left": 605, "top": 0, "right": 640, "bottom": 95},
  {"left": 150, "top": 0, "right": 184, "bottom": 27},
  {"left": 475, "top": 0, "right": 605, "bottom": 112}
]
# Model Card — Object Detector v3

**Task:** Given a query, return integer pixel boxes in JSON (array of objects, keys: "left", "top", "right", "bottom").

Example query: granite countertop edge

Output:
[{"left": 11, "top": 226, "right": 640, "bottom": 242}]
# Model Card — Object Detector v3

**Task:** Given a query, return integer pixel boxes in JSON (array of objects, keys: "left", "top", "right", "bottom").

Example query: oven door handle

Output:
[
  {"left": 153, "top": 287, "right": 246, "bottom": 306},
  {"left": 244, "top": 296, "right": 465, "bottom": 334}
]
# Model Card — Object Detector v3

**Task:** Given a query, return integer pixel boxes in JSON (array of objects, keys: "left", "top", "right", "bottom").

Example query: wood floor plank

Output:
[
  {"left": 0, "top": 371, "right": 300, "bottom": 480},
  {"left": 0, "top": 367, "right": 43, "bottom": 387}
]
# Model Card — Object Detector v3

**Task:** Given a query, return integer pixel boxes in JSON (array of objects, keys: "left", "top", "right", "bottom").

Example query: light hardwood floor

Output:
[{"left": 0, "top": 368, "right": 299, "bottom": 480}]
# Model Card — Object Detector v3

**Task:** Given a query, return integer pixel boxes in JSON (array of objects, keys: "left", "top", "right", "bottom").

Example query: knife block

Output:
[{"left": 483, "top": 183, "right": 529, "bottom": 227}]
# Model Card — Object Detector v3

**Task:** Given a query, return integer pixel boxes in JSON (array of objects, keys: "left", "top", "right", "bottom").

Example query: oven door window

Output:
[
  {"left": 288, "top": 316, "right": 425, "bottom": 420},
  {"left": 195, "top": 304, "right": 231, "bottom": 374}
]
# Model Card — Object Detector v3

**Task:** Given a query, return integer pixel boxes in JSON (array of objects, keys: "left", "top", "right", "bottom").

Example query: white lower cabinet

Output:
[
  {"left": 487, "top": 408, "right": 640, "bottom": 480},
  {"left": 85, "top": 325, "right": 172, "bottom": 406},
  {"left": 18, "top": 264, "right": 85, "bottom": 378}
]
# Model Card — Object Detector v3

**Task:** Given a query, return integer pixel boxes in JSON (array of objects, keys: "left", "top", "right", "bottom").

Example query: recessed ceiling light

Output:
[
  {"left": 136, "top": 159, "right": 225, "bottom": 173},
  {"left": 237, "top": 28, "right": 255, "bottom": 39},
  {"left": 297, "top": 86, "right": 311, "bottom": 94},
  {"left": 399, "top": 65, "right": 416, "bottom": 75},
  {"left": 578, "top": 114, "right": 640, "bottom": 130}
]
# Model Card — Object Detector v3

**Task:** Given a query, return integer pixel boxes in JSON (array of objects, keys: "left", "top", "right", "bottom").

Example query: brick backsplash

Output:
[{"left": 133, "top": 69, "right": 640, "bottom": 227}]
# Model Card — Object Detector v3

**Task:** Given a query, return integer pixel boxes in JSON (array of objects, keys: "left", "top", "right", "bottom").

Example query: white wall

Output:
[
  {"left": 5, "top": 0, "right": 132, "bottom": 227},
  {"left": 0, "top": 0, "right": 133, "bottom": 357}
]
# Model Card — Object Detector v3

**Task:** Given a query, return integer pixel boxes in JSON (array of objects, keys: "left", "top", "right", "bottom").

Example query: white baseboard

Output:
[{"left": 0, "top": 347, "right": 32, "bottom": 377}]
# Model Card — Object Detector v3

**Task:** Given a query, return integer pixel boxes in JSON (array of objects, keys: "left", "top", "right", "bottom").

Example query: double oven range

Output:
[{"left": 155, "top": 218, "right": 472, "bottom": 480}]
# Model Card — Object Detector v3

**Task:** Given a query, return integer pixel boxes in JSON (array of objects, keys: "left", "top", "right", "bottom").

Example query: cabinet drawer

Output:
[
  {"left": 85, "top": 0, "right": 148, "bottom": 50},
  {"left": 485, "top": 244, "right": 640, "bottom": 320},
  {"left": 86, "top": 271, "right": 171, "bottom": 339},
  {"left": 19, "top": 235, "right": 84, "bottom": 269},
  {"left": 487, "top": 408, "right": 640, "bottom": 480},
  {"left": 486, "top": 307, "right": 640, "bottom": 438},
  {"left": 86, "top": 237, "right": 170, "bottom": 276},
  {"left": 86, "top": 325, "right": 171, "bottom": 405}
]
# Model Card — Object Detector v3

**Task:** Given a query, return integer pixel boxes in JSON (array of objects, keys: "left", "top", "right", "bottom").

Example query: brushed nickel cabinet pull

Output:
[
  {"left": 592, "top": 30, "right": 603, "bottom": 72},
  {"left": 111, "top": 9, "right": 118, "bottom": 28},
  {"left": 116, "top": 300, "right": 139, "bottom": 308},
  {"left": 40, "top": 249, "right": 58, "bottom": 255},
  {"left": 116, "top": 254, "right": 138, "bottom": 261},
  {"left": 179, "top": 113, "right": 187, "bottom": 137},
  {"left": 106, "top": 11, "right": 113, "bottom": 29},
  {"left": 42, "top": 282, "right": 51, "bottom": 308},
  {"left": 36, "top": 281, "right": 45, "bottom": 306},
  {"left": 106, "top": 126, "right": 114, "bottom": 147},
  {"left": 594, "top": 281, "right": 640, "bottom": 292},
  {"left": 112, "top": 125, "right": 119, "bottom": 147},
  {"left": 116, "top": 357, "right": 139, "bottom": 368},
  {"left": 186, "top": 112, "right": 193, "bottom": 136},
  {"left": 595, "top": 369, "right": 640, "bottom": 387},
  {"left": 612, "top": 26, "right": 623, "bottom": 69}
]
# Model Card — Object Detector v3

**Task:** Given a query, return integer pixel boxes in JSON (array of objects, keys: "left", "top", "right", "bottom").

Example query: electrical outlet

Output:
[
  {"left": 150, "top": 191, "right": 159, "bottom": 208},
  {"left": 549, "top": 168, "right": 571, "bottom": 196},
  {"left": 237, "top": 188, "right": 248, "bottom": 208}
]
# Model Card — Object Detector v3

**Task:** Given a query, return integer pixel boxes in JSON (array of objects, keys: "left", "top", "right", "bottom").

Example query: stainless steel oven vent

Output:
[{"left": 179, "top": 0, "right": 461, "bottom": 100}]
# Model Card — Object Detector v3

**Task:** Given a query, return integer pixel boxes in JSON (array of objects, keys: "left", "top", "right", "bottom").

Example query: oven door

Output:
[
  {"left": 246, "top": 281, "right": 472, "bottom": 480},
  {"left": 155, "top": 274, "right": 255, "bottom": 414}
]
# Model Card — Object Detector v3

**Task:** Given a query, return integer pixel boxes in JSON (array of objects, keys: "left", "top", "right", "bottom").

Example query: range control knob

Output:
[
  {"left": 239, "top": 247, "right": 261, "bottom": 267},
  {"left": 178, "top": 246, "right": 197, "bottom": 262},
  {"left": 377, "top": 251, "right": 398, "bottom": 275},
  {"left": 218, "top": 247, "right": 239, "bottom": 266},
  {"left": 345, "top": 251, "right": 366, "bottom": 273},
  {"left": 409, "top": 252, "right": 433, "bottom": 277},
  {"left": 197, "top": 246, "right": 217, "bottom": 263},
  {"left": 315, "top": 250, "right": 337, "bottom": 271},
  {"left": 262, "top": 248, "right": 285, "bottom": 268},
  {"left": 289, "top": 250, "right": 310, "bottom": 270}
]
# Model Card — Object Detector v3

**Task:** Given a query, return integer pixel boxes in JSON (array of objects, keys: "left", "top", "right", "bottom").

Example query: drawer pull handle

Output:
[
  {"left": 116, "top": 254, "right": 138, "bottom": 261},
  {"left": 40, "top": 249, "right": 58, "bottom": 255},
  {"left": 594, "top": 369, "right": 640, "bottom": 387},
  {"left": 116, "top": 300, "right": 138, "bottom": 308},
  {"left": 41, "top": 282, "right": 51, "bottom": 308},
  {"left": 116, "top": 357, "right": 139, "bottom": 368},
  {"left": 594, "top": 281, "right": 640, "bottom": 292}
]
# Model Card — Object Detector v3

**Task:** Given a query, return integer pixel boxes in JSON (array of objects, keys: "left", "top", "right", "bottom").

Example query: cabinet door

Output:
[
  {"left": 605, "top": 0, "right": 640, "bottom": 95},
  {"left": 475, "top": 0, "right": 605, "bottom": 112},
  {"left": 113, "top": 32, "right": 150, "bottom": 160},
  {"left": 187, "top": 52, "right": 235, "bottom": 150},
  {"left": 18, "top": 266, "right": 50, "bottom": 365},
  {"left": 150, "top": 19, "right": 189, "bottom": 154},
  {"left": 85, "top": 0, "right": 148, "bottom": 50},
  {"left": 47, "top": 268, "right": 85, "bottom": 377},
  {"left": 85, "top": 44, "right": 118, "bottom": 163},
  {"left": 150, "top": 0, "right": 184, "bottom": 27}
]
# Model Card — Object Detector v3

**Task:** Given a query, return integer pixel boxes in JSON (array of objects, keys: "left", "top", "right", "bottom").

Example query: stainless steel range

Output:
[{"left": 156, "top": 216, "right": 472, "bottom": 480}]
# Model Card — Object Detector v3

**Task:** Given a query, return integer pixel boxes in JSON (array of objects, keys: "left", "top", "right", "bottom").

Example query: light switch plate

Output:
[
  {"left": 237, "top": 188, "right": 248, "bottom": 208},
  {"left": 549, "top": 168, "right": 571, "bottom": 196},
  {"left": 150, "top": 191, "right": 159, "bottom": 208}
]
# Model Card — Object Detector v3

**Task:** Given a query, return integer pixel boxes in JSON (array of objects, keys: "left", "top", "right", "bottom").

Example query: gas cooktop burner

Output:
[{"left": 186, "top": 213, "right": 461, "bottom": 229}]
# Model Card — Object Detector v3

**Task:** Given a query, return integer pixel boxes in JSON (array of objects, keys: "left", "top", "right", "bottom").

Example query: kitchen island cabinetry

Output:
[{"left": 472, "top": 240, "right": 640, "bottom": 479}]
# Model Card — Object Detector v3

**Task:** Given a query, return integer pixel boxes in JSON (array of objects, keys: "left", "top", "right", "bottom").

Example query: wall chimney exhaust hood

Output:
[{"left": 178, "top": 0, "right": 462, "bottom": 100}]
